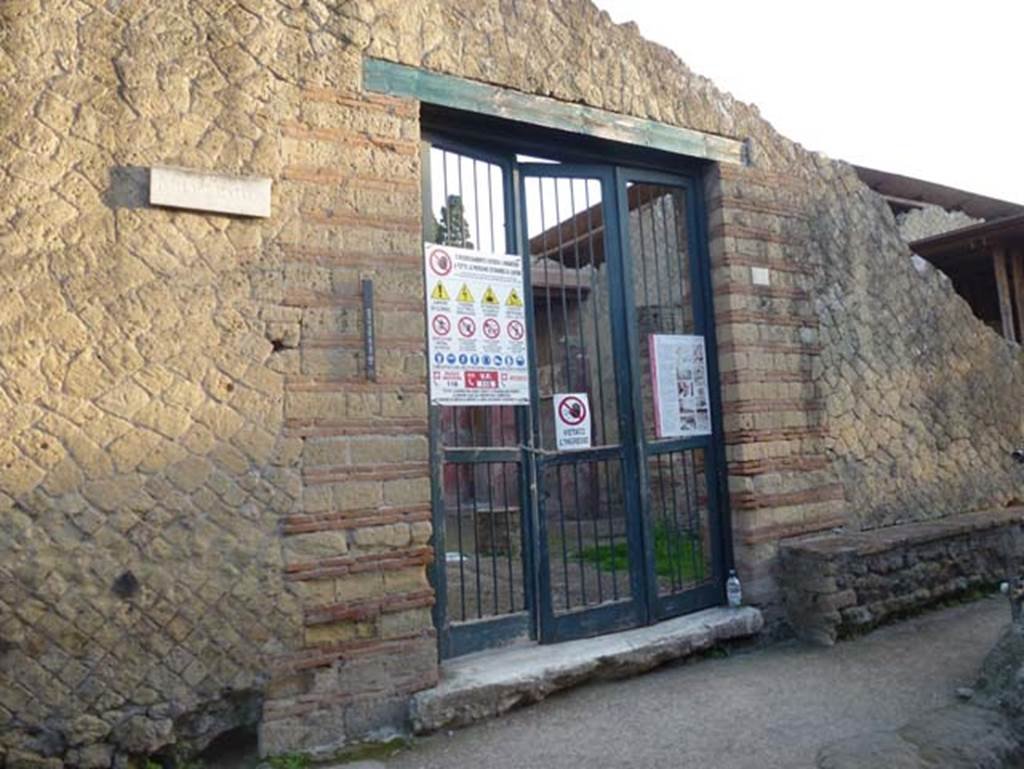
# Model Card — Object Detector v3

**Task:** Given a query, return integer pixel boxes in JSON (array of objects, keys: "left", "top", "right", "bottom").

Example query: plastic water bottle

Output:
[{"left": 726, "top": 569, "right": 742, "bottom": 608}]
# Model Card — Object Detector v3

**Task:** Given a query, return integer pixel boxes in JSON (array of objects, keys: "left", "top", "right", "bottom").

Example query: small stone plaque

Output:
[
  {"left": 149, "top": 165, "right": 272, "bottom": 218},
  {"left": 751, "top": 266, "right": 771, "bottom": 286}
]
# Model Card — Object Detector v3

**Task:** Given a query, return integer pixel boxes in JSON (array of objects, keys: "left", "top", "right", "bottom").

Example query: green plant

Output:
[
  {"left": 141, "top": 756, "right": 206, "bottom": 769},
  {"left": 268, "top": 754, "right": 311, "bottom": 769},
  {"left": 576, "top": 522, "right": 706, "bottom": 581},
  {"left": 434, "top": 194, "right": 474, "bottom": 248}
]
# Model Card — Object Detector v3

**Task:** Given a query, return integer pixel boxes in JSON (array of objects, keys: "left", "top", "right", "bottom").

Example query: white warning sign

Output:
[
  {"left": 553, "top": 393, "right": 592, "bottom": 451},
  {"left": 649, "top": 334, "right": 712, "bottom": 438},
  {"left": 425, "top": 242, "right": 530, "bottom": 405}
]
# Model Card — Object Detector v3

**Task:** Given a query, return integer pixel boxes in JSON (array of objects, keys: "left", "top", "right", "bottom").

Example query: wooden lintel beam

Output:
[
  {"left": 993, "top": 246, "right": 1018, "bottom": 343},
  {"left": 363, "top": 58, "right": 747, "bottom": 166}
]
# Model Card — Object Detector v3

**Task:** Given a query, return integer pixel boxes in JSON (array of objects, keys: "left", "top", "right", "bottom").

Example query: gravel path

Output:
[{"left": 380, "top": 596, "right": 1009, "bottom": 769}]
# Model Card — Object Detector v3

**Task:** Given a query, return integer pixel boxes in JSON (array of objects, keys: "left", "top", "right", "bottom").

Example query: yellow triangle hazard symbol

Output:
[
  {"left": 431, "top": 281, "right": 450, "bottom": 301},
  {"left": 456, "top": 283, "right": 474, "bottom": 303},
  {"left": 506, "top": 288, "right": 524, "bottom": 307},
  {"left": 482, "top": 286, "right": 500, "bottom": 305}
]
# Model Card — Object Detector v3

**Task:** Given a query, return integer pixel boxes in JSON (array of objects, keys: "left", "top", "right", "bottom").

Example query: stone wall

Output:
[
  {"left": 0, "top": 2, "right": 436, "bottom": 765},
  {"left": 809, "top": 180, "right": 1024, "bottom": 529},
  {"left": 1, "top": 3, "right": 304, "bottom": 765},
  {"left": 779, "top": 507, "right": 1024, "bottom": 645},
  {"left": 1, "top": 0, "right": 1023, "bottom": 763},
  {"left": 349, "top": 0, "right": 1023, "bottom": 581},
  {"left": 896, "top": 205, "right": 981, "bottom": 243}
]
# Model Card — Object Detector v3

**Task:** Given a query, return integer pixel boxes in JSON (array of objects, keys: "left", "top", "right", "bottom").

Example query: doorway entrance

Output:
[{"left": 423, "top": 131, "right": 728, "bottom": 658}]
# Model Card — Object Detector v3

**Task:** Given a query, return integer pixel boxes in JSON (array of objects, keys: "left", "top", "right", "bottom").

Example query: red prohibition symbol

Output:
[
  {"left": 506, "top": 319, "right": 525, "bottom": 341},
  {"left": 457, "top": 316, "right": 476, "bottom": 338},
  {"left": 431, "top": 314, "right": 451, "bottom": 336},
  {"left": 428, "top": 247, "right": 453, "bottom": 277},
  {"left": 558, "top": 396, "right": 587, "bottom": 426},
  {"left": 482, "top": 318, "right": 501, "bottom": 339}
]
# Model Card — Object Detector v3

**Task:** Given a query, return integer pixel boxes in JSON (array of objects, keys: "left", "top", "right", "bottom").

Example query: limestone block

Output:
[
  {"left": 65, "top": 743, "right": 114, "bottom": 769},
  {"left": 305, "top": 619, "right": 376, "bottom": 646},
  {"left": 352, "top": 525, "right": 393, "bottom": 549},
  {"left": 5, "top": 750, "right": 64, "bottom": 769},
  {"left": 335, "top": 572, "right": 386, "bottom": 603},
  {"left": 0, "top": 455, "right": 46, "bottom": 498},
  {"left": 110, "top": 715, "right": 173, "bottom": 754},
  {"left": 382, "top": 477, "right": 430, "bottom": 507},
  {"left": 302, "top": 485, "right": 334, "bottom": 514},
  {"left": 382, "top": 567, "right": 429, "bottom": 594},
  {"left": 410, "top": 521, "right": 432, "bottom": 545},
  {"left": 348, "top": 435, "right": 428, "bottom": 464},
  {"left": 379, "top": 607, "right": 432, "bottom": 639},
  {"left": 258, "top": 703, "right": 347, "bottom": 761},
  {"left": 95, "top": 381, "right": 152, "bottom": 420},
  {"left": 293, "top": 579, "right": 336, "bottom": 604},
  {"left": 302, "top": 438, "right": 350, "bottom": 467},
  {"left": 283, "top": 531, "right": 349, "bottom": 561},
  {"left": 333, "top": 480, "right": 383, "bottom": 511}
]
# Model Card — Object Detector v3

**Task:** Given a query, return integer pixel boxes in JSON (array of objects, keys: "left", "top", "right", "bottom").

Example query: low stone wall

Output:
[{"left": 780, "top": 507, "right": 1024, "bottom": 644}]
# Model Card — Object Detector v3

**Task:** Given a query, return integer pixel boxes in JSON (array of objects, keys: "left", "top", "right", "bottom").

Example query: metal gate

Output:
[{"left": 424, "top": 133, "right": 728, "bottom": 658}]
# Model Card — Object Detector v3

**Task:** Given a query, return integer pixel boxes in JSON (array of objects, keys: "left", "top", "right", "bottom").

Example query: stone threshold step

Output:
[{"left": 410, "top": 606, "right": 763, "bottom": 734}]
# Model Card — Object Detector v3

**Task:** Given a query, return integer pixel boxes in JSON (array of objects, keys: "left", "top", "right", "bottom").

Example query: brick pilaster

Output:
[{"left": 705, "top": 164, "right": 847, "bottom": 610}]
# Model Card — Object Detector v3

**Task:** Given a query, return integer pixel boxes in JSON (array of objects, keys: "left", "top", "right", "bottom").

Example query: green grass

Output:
[
  {"left": 268, "top": 755, "right": 311, "bottom": 769},
  {"left": 143, "top": 760, "right": 205, "bottom": 769},
  {"left": 576, "top": 523, "right": 705, "bottom": 581}
]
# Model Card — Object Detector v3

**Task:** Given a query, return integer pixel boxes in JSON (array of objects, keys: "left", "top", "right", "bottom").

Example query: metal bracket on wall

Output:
[{"left": 362, "top": 277, "right": 376, "bottom": 382}]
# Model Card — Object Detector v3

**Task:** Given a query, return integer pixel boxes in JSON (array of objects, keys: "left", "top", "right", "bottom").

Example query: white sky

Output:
[{"left": 593, "top": 0, "right": 1024, "bottom": 205}]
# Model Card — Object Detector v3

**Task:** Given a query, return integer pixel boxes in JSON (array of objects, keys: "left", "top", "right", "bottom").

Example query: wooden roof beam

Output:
[{"left": 993, "top": 246, "right": 1018, "bottom": 343}]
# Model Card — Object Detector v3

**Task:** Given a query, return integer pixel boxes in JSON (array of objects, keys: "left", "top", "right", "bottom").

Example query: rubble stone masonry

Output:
[
  {"left": 780, "top": 506, "right": 1024, "bottom": 645},
  {"left": 1, "top": 0, "right": 1022, "bottom": 764},
  {"left": 896, "top": 205, "right": 981, "bottom": 243}
]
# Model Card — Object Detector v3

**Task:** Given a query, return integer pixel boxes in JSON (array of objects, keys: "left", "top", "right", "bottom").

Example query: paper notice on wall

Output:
[
  {"left": 424, "top": 242, "right": 530, "bottom": 405},
  {"left": 649, "top": 334, "right": 712, "bottom": 438},
  {"left": 553, "top": 393, "right": 592, "bottom": 451}
]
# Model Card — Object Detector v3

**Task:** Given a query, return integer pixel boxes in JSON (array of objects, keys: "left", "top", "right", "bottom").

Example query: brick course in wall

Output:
[
  {"left": 262, "top": 87, "right": 437, "bottom": 756},
  {"left": 706, "top": 164, "right": 846, "bottom": 607}
]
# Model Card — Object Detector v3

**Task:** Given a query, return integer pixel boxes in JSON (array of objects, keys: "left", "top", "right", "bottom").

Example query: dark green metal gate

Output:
[{"left": 423, "top": 127, "right": 729, "bottom": 658}]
